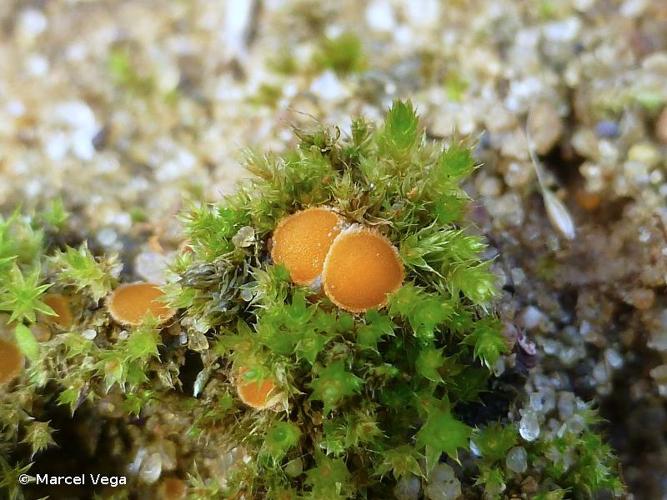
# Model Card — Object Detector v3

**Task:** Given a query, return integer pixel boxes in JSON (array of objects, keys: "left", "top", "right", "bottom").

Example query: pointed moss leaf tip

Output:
[
  {"left": 308, "top": 361, "right": 362, "bottom": 415},
  {"left": 125, "top": 325, "right": 161, "bottom": 361},
  {"left": 434, "top": 142, "right": 475, "bottom": 182},
  {"left": 0, "top": 265, "right": 53, "bottom": 324},
  {"left": 382, "top": 99, "right": 419, "bottom": 153},
  {"left": 50, "top": 243, "right": 118, "bottom": 301},
  {"left": 375, "top": 445, "right": 423, "bottom": 480},
  {"left": 305, "top": 453, "right": 352, "bottom": 498},
  {"left": 416, "top": 405, "right": 472, "bottom": 468},
  {"left": 463, "top": 317, "right": 508, "bottom": 369},
  {"left": 263, "top": 421, "right": 302, "bottom": 462},
  {"left": 471, "top": 423, "right": 518, "bottom": 462},
  {"left": 416, "top": 346, "right": 446, "bottom": 383}
]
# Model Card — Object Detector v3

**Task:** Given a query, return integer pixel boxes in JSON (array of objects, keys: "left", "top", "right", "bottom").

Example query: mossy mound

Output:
[{"left": 0, "top": 102, "right": 622, "bottom": 499}]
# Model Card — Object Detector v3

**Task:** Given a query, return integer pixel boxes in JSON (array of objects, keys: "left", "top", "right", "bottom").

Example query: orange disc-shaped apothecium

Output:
[
  {"left": 236, "top": 367, "right": 277, "bottom": 410},
  {"left": 106, "top": 282, "right": 175, "bottom": 326},
  {"left": 322, "top": 227, "right": 404, "bottom": 313},
  {"left": 157, "top": 477, "right": 187, "bottom": 500},
  {"left": 271, "top": 207, "right": 343, "bottom": 285},
  {"left": 0, "top": 338, "right": 23, "bottom": 385},
  {"left": 42, "top": 293, "right": 73, "bottom": 329}
]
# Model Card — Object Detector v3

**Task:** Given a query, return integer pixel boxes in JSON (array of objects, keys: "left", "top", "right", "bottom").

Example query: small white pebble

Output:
[
  {"left": 521, "top": 305, "right": 544, "bottom": 330},
  {"left": 506, "top": 446, "right": 528, "bottom": 473},
  {"left": 25, "top": 54, "right": 49, "bottom": 76},
  {"left": 365, "top": 0, "right": 396, "bottom": 32},
  {"left": 404, "top": 0, "right": 440, "bottom": 27},
  {"left": 604, "top": 348, "right": 623, "bottom": 369},
  {"left": 310, "top": 71, "right": 347, "bottom": 102},
  {"left": 6, "top": 100, "right": 26, "bottom": 117},
  {"left": 519, "top": 411, "right": 540, "bottom": 441},
  {"left": 510, "top": 267, "right": 526, "bottom": 285},
  {"left": 138, "top": 452, "right": 162, "bottom": 484},
  {"left": 19, "top": 9, "right": 48, "bottom": 38},
  {"left": 81, "top": 329, "right": 97, "bottom": 340},
  {"left": 97, "top": 227, "right": 118, "bottom": 247}
]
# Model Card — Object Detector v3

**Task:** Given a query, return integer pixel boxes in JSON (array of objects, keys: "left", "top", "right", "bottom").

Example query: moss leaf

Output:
[{"left": 15, "top": 323, "right": 39, "bottom": 362}]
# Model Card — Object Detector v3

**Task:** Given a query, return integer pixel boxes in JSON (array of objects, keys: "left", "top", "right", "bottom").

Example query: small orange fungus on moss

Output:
[
  {"left": 0, "top": 338, "right": 23, "bottom": 385},
  {"left": 574, "top": 189, "right": 601, "bottom": 211},
  {"left": 322, "top": 227, "right": 404, "bottom": 313},
  {"left": 31, "top": 324, "right": 51, "bottom": 342},
  {"left": 236, "top": 367, "right": 277, "bottom": 410},
  {"left": 271, "top": 207, "right": 343, "bottom": 285},
  {"left": 42, "top": 293, "right": 73, "bottom": 329},
  {"left": 106, "top": 282, "right": 175, "bottom": 326},
  {"left": 158, "top": 477, "right": 187, "bottom": 500}
]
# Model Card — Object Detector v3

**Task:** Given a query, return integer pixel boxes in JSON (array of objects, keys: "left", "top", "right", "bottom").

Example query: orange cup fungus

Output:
[
  {"left": 575, "top": 189, "right": 601, "bottom": 211},
  {"left": 157, "top": 477, "right": 187, "bottom": 500},
  {"left": 322, "top": 226, "right": 404, "bottom": 313},
  {"left": 236, "top": 367, "right": 278, "bottom": 410},
  {"left": 42, "top": 293, "right": 73, "bottom": 329},
  {"left": 0, "top": 338, "right": 24, "bottom": 385},
  {"left": 271, "top": 207, "right": 343, "bottom": 285},
  {"left": 31, "top": 324, "right": 51, "bottom": 342},
  {"left": 106, "top": 282, "right": 175, "bottom": 326}
]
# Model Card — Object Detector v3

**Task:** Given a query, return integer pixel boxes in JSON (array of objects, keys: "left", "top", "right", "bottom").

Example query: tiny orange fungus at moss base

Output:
[
  {"left": 42, "top": 293, "right": 73, "bottom": 329},
  {"left": 106, "top": 282, "right": 175, "bottom": 326},
  {"left": 236, "top": 367, "right": 278, "bottom": 410},
  {"left": 271, "top": 207, "right": 343, "bottom": 285},
  {"left": 322, "top": 227, "right": 404, "bottom": 313},
  {"left": 157, "top": 477, "right": 187, "bottom": 500},
  {"left": 0, "top": 338, "right": 24, "bottom": 385}
]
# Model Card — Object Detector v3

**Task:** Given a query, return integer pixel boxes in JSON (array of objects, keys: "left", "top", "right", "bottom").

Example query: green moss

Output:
[
  {"left": 38, "top": 198, "right": 69, "bottom": 230},
  {"left": 444, "top": 72, "right": 468, "bottom": 103},
  {"left": 0, "top": 211, "right": 43, "bottom": 272},
  {"left": 248, "top": 83, "right": 283, "bottom": 108},
  {"left": 48, "top": 243, "right": 118, "bottom": 301},
  {"left": 0, "top": 211, "right": 57, "bottom": 493},
  {"left": 632, "top": 88, "right": 666, "bottom": 113},
  {"left": 129, "top": 207, "right": 148, "bottom": 223},
  {"left": 0, "top": 101, "right": 624, "bottom": 499},
  {"left": 472, "top": 422, "right": 518, "bottom": 462},
  {"left": 267, "top": 49, "right": 299, "bottom": 76},
  {"left": 470, "top": 408, "right": 623, "bottom": 498},
  {"left": 0, "top": 266, "right": 53, "bottom": 324},
  {"left": 312, "top": 32, "right": 366, "bottom": 76},
  {"left": 168, "top": 101, "right": 510, "bottom": 496},
  {"left": 108, "top": 47, "right": 155, "bottom": 97}
]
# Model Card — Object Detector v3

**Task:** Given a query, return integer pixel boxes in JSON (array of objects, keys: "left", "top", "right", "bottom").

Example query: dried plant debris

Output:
[{"left": 0, "top": 103, "right": 622, "bottom": 499}]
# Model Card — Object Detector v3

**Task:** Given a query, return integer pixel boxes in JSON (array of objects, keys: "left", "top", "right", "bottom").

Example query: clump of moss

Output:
[
  {"left": 0, "top": 212, "right": 59, "bottom": 498},
  {"left": 311, "top": 32, "right": 366, "bottom": 75},
  {"left": 0, "top": 102, "right": 623, "bottom": 499},
  {"left": 248, "top": 83, "right": 284, "bottom": 108},
  {"left": 108, "top": 46, "right": 156, "bottom": 97},
  {"left": 469, "top": 407, "right": 623, "bottom": 498},
  {"left": 167, "top": 101, "right": 523, "bottom": 497}
]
